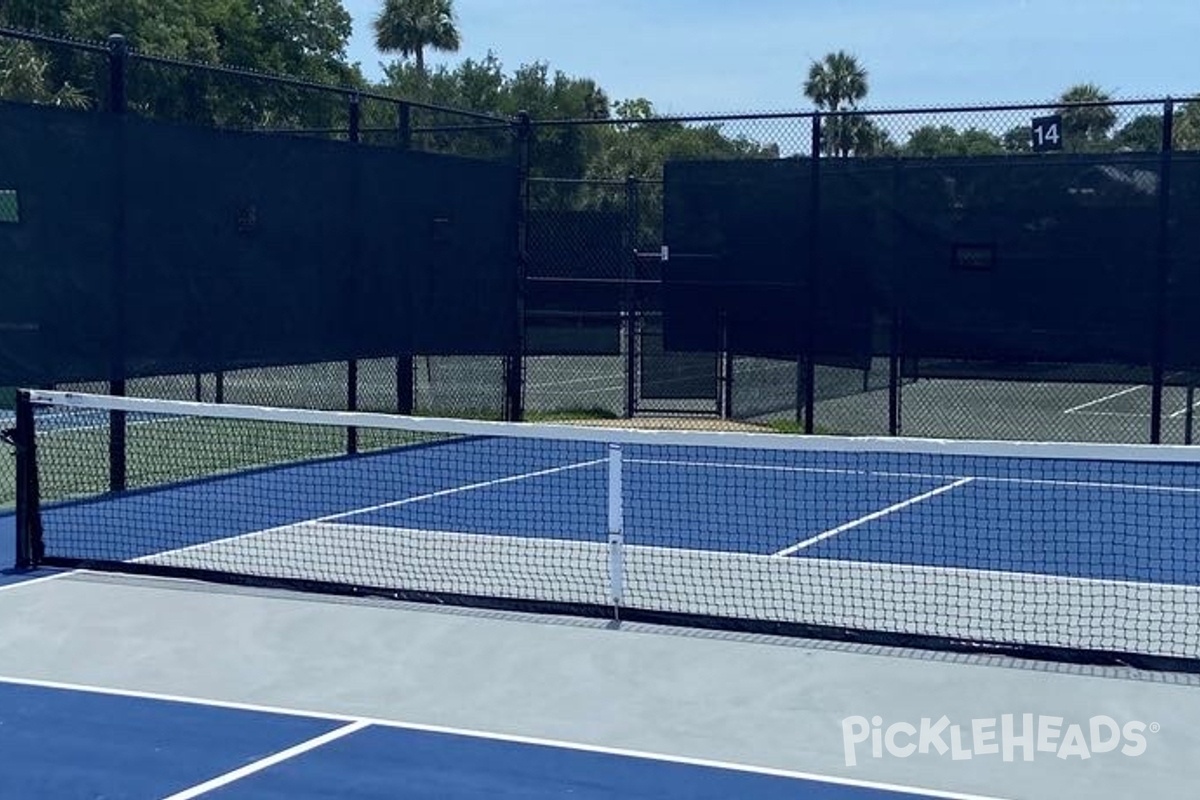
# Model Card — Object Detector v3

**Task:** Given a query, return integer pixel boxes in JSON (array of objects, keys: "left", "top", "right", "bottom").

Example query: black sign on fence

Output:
[{"left": 1031, "top": 114, "right": 1064, "bottom": 152}]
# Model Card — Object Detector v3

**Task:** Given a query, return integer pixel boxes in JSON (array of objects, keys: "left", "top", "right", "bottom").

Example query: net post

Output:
[
  {"left": 11, "top": 390, "right": 44, "bottom": 570},
  {"left": 107, "top": 33, "right": 130, "bottom": 492},
  {"left": 1150, "top": 98, "right": 1175, "bottom": 445},
  {"left": 606, "top": 443, "right": 624, "bottom": 620}
]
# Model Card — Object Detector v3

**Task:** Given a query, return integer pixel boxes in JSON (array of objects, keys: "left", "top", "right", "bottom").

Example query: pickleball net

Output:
[{"left": 10, "top": 389, "right": 1200, "bottom": 671}]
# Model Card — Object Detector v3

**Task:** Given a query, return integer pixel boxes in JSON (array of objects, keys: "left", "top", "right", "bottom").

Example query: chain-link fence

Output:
[
  {"left": 523, "top": 98, "right": 1200, "bottom": 444},
  {"left": 3, "top": 24, "right": 1200, "bottom": 463}
]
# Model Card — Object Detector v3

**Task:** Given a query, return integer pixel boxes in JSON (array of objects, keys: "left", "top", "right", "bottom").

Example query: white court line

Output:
[
  {"left": 161, "top": 720, "right": 370, "bottom": 800},
  {"left": 0, "top": 570, "right": 76, "bottom": 594},
  {"left": 1065, "top": 411, "right": 1151, "bottom": 419},
  {"left": 773, "top": 478, "right": 976, "bottom": 557},
  {"left": 631, "top": 457, "right": 1200, "bottom": 494},
  {"left": 1170, "top": 398, "right": 1200, "bottom": 419},
  {"left": 0, "top": 674, "right": 1009, "bottom": 800},
  {"left": 1062, "top": 385, "right": 1143, "bottom": 414},
  {"left": 133, "top": 458, "right": 606, "bottom": 564}
]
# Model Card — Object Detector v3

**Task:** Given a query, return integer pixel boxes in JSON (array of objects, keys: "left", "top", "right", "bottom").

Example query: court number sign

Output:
[{"left": 1031, "top": 115, "right": 1063, "bottom": 152}]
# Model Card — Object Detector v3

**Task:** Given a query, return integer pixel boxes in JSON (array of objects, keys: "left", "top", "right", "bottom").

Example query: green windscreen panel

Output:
[
  {"left": 525, "top": 209, "right": 625, "bottom": 355},
  {"left": 894, "top": 153, "right": 1161, "bottom": 366},
  {"left": 0, "top": 101, "right": 116, "bottom": 386},
  {"left": 357, "top": 146, "right": 518, "bottom": 358},
  {"left": 406, "top": 151, "right": 518, "bottom": 356},
  {"left": 123, "top": 116, "right": 358, "bottom": 376},
  {"left": 816, "top": 158, "right": 897, "bottom": 367},
  {"left": 662, "top": 159, "right": 811, "bottom": 358},
  {"left": 1165, "top": 154, "right": 1200, "bottom": 371},
  {"left": 356, "top": 144, "right": 416, "bottom": 359}
]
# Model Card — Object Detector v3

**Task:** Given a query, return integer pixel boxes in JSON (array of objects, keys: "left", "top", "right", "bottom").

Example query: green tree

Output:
[
  {"left": 1002, "top": 125, "right": 1032, "bottom": 153},
  {"left": 377, "top": 54, "right": 610, "bottom": 172},
  {"left": 373, "top": 0, "right": 460, "bottom": 78},
  {"left": 1176, "top": 101, "right": 1200, "bottom": 151},
  {"left": 1, "top": 0, "right": 359, "bottom": 126},
  {"left": 802, "top": 51, "right": 871, "bottom": 157},
  {"left": 1113, "top": 113, "right": 1165, "bottom": 151},
  {"left": 0, "top": 39, "right": 89, "bottom": 108},
  {"left": 1058, "top": 83, "right": 1117, "bottom": 151},
  {"left": 903, "top": 125, "right": 1003, "bottom": 157},
  {"left": 585, "top": 98, "right": 779, "bottom": 182},
  {"left": 803, "top": 50, "right": 867, "bottom": 112}
]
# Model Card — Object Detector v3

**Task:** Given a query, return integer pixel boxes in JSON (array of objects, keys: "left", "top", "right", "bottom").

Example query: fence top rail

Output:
[
  {"left": 0, "top": 24, "right": 108, "bottom": 54},
  {"left": 528, "top": 95, "right": 1200, "bottom": 128}
]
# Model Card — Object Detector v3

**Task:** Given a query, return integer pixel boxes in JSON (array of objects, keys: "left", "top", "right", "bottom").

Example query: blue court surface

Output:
[
  {"left": 35, "top": 433, "right": 1200, "bottom": 585},
  {"left": 0, "top": 676, "right": 990, "bottom": 800}
]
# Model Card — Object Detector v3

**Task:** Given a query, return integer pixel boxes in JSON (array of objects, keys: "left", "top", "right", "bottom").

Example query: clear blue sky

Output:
[{"left": 340, "top": 0, "right": 1196, "bottom": 114}]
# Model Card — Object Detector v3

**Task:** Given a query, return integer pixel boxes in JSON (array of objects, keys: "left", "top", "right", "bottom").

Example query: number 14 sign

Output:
[{"left": 1031, "top": 114, "right": 1063, "bottom": 152}]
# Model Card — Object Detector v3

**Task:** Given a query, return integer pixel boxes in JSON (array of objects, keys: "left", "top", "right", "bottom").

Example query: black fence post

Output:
[
  {"left": 505, "top": 111, "right": 532, "bottom": 422},
  {"left": 1186, "top": 385, "right": 1195, "bottom": 445},
  {"left": 888, "top": 311, "right": 902, "bottom": 436},
  {"left": 346, "top": 93, "right": 361, "bottom": 454},
  {"left": 719, "top": 313, "right": 733, "bottom": 419},
  {"left": 395, "top": 101, "right": 415, "bottom": 414},
  {"left": 107, "top": 33, "right": 129, "bottom": 492},
  {"left": 1150, "top": 98, "right": 1175, "bottom": 445},
  {"left": 888, "top": 161, "right": 903, "bottom": 437},
  {"left": 623, "top": 175, "right": 639, "bottom": 419},
  {"left": 801, "top": 113, "right": 822, "bottom": 435},
  {"left": 12, "top": 390, "right": 44, "bottom": 570}
]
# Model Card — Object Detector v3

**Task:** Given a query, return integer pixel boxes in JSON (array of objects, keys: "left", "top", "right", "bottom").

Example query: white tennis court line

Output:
[
  {"left": 773, "top": 477, "right": 976, "bottom": 557},
  {"left": 133, "top": 458, "right": 606, "bottom": 564},
  {"left": 631, "top": 457, "right": 1200, "bottom": 494},
  {"left": 0, "top": 570, "right": 75, "bottom": 594},
  {"left": 1066, "top": 411, "right": 1151, "bottom": 419},
  {"left": 161, "top": 720, "right": 370, "bottom": 800},
  {"left": 1170, "top": 396, "right": 1200, "bottom": 419},
  {"left": 1062, "top": 385, "right": 1143, "bottom": 414},
  {"left": 0, "top": 674, "right": 1009, "bottom": 800}
]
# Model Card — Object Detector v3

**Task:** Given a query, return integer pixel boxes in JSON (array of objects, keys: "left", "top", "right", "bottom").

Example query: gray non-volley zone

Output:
[
  {"left": 660, "top": 155, "right": 1200, "bottom": 377},
  {"left": 0, "top": 99, "right": 518, "bottom": 388}
]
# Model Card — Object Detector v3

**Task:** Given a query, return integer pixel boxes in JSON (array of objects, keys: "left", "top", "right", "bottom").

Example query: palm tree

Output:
[
  {"left": 373, "top": 0, "right": 461, "bottom": 78},
  {"left": 803, "top": 51, "right": 869, "bottom": 156},
  {"left": 803, "top": 51, "right": 868, "bottom": 112},
  {"left": 1057, "top": 83, "right": 1117, "bottom": 151}
]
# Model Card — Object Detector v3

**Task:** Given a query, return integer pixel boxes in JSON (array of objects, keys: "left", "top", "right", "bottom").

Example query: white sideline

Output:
[{"left": 160, "top": 721, "right": 370, "bottom": 800}]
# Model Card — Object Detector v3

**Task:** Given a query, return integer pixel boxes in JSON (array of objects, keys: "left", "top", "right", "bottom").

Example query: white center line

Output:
[
  {"left": 160, "top": 720, "right": 370, "bottom": 800},
  {"left": 773, "top": 477, "right": 976, "bottom": 557}
]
